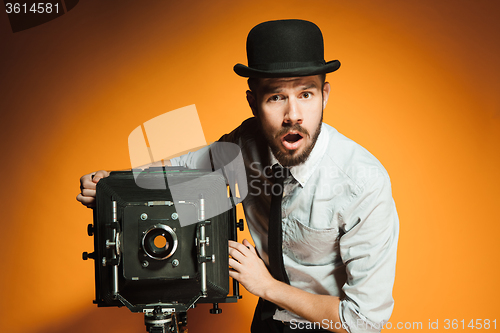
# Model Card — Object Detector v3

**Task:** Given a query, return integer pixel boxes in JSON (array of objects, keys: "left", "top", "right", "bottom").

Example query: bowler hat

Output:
[{"left": 234, "top": 19, "right": 340, "bottom": 78}]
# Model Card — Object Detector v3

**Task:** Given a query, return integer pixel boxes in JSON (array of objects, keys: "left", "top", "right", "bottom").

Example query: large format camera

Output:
[{"left": 82, "top": 167, "right": 244, "bottom": 333}]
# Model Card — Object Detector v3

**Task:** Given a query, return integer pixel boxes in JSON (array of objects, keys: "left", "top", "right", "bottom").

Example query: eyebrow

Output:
[{"left": 300, "top": 83, "right": 319, "bottom": 91}]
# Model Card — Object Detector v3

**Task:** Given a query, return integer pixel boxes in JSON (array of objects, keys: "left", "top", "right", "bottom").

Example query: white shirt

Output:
[{"left": 171, "top": 118, "right": 399, "bottom": 333}]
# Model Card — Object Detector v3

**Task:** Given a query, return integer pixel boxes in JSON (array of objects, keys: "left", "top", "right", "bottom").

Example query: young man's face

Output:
[{"left": 247, "top": 75, "right": 330, "bottom": 167}]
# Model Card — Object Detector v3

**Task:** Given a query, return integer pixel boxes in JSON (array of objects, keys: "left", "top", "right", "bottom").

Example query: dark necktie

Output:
[
  {"left": 260, "top": 164, "right": 290, "bottom": 320},
  {"left": 268, "top": 164, "right": 290, "bottom": 284}
]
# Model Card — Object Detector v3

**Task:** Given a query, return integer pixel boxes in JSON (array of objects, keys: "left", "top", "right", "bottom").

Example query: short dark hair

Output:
[{"left": 247, "top": 73, "right": 327, "bottom": 95}]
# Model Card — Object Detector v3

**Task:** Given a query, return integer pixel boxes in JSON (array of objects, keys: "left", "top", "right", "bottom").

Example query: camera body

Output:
[{"left": 85, "top": 168, "right": 240, "bottom": 313}]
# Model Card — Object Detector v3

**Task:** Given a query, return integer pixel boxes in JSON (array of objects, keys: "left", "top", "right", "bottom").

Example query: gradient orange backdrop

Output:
[{"left": 1, "top": 1, "right": 499, "bottom": 332}]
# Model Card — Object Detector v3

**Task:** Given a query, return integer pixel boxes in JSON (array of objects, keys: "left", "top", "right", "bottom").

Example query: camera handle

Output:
[
  {"left": 197, "top": 220, "right": 214, "bottom": 297},
  {"left": 231, "top": 218, "right": 245, "bottom": 300},
  {"left": 197, "top": 216, "right": 245, "bottom": 316}
]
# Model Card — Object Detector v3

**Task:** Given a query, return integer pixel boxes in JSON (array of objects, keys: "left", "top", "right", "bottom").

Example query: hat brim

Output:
[{"left": 233, "top": 60, "right": 340, "bottom": 78}]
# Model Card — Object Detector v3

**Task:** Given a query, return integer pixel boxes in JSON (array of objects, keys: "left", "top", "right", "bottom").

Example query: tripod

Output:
[{"left": 144, "top": 306, "right": 187, "bottom": 333}]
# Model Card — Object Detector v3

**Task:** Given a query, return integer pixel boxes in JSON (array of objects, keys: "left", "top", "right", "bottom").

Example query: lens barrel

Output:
[{"left": 142, "top": 224, "right": 178, "bottom": 260}]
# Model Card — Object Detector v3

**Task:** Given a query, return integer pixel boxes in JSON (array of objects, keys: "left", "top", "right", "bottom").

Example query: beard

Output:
[{"left": 260, "top": 112, "right": 323, "bottom": 167}]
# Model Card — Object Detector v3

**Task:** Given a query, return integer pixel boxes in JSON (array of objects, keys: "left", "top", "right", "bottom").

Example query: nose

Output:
[{"left": 284, "top": 97, "right": 302, "bottom": 126}]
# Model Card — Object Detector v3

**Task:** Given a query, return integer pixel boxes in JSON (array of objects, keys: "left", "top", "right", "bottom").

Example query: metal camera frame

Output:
[{"left": 83, "top": 169, "right": 245, "bottom": 333}]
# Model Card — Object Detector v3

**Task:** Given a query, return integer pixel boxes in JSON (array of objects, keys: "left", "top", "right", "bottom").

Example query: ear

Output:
[
  {"left": 246, "top": 90, "right": 258, "bottom": 117},
  {"left": 322, "top": 82, "right": 331, "bottom": 109}
]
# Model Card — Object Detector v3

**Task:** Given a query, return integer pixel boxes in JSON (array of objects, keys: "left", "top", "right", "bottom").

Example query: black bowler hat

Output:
[{"left": 234, "top": 19, "right": 341, "bottom": 78}]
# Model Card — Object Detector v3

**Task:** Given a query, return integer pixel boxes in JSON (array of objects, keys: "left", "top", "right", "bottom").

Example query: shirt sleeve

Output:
[
  {"left": 169, "top": 145, "right": 212, "bottom": 169},
  {"left": 169, "top": 121, "right": 244, "bottom": 169},
  {"left": 338, "top": 173, "right": 399, "bottom": 333}
]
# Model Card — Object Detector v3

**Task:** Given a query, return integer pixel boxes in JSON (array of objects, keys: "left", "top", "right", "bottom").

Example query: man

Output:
[{"left": 78, "top": 20, "right": 399, "bottom": 333}]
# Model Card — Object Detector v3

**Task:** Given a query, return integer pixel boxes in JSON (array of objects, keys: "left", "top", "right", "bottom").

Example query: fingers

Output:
[
  {"left": 229, "top": 240, "right": 251, "bottom": 256},
  {"left": 77, "top": 170, "right": 109, "bottom": 207},
  {"left": 228, "top": 257, "right": 242, "bottom": 270},
  {"left": 228, "top": 239, "right": 257, "bottom": 264},
  {"left": 76, "top": 193, "right": 96, "bottom": 208},
  {"left": 92, "top": 170, "right": 110, "bottom": 183},
  {"left": 80, "top": 173, "right": 96, "bottom": 191},
  {"left": 228, "top": 240, "right": 272, "bottom": 296},
  {"left": 80, "top": 188, "right": 96, "bottom": 198},
  {"left": 229, "top": 239, "right": 254, "bottom": 250},
  {"left": 242, "top": 239, "right": 257, "bottom": 254},
  {"left": 228, "top": 268, "right": 239, "bottom": 280},
  {"left": 228, "top": 244, "right": 247, "bottom": 263}
]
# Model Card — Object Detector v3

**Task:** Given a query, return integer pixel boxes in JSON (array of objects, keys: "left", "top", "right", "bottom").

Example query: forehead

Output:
[{"left": 257, "top": 75, "right": 322, "bottom": 93}]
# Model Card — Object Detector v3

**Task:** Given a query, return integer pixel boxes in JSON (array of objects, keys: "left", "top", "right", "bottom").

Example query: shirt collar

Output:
[{"left": 269, "top": 123, "right": 329, "bottom": 187}]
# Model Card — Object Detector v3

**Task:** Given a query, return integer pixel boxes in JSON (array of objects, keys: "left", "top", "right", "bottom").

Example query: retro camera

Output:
[{"left": 82, "top": 167, "right": 244, "bottom": 333}]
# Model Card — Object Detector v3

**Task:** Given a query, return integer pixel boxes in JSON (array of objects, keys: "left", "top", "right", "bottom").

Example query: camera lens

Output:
[{"left": 142, "top": 224, "right": 178, "bottom": 260}]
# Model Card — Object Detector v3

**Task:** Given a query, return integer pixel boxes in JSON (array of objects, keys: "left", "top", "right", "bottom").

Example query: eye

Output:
[
  {"left": 301, "top": 92, "right": 312, "bottom": 99},
  {"left": 268, "top": 95, "right": 283, "bottom": 102}
]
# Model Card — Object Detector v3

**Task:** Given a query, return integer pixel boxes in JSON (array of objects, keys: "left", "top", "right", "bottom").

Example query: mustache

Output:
[{"left": 274, "top": 124, "right": 310, "bottom": 139}]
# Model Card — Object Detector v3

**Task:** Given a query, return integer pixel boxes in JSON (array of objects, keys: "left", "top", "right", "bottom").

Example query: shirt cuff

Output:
[{"left": 339, "top": 300, "right": 385, "bottom": 333}]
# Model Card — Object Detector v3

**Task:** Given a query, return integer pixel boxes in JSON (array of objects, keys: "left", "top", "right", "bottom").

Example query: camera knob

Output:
[
  {"left": 82, "top": 252, "right": 96, "bottom": 260},
  {"left": 87, "top": 224, "right": 94, "bottom": 236},
  {"left": 236, "top": 219, "right": 244, "bottom": 232},
  {"left": 209, "top": 303, "right": 222, "bottom": 314}
]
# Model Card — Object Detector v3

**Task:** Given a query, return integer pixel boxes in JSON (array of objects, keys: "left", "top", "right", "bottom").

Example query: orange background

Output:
[{"left": 0, "top": 0, "right": 499, "bottom": 332}]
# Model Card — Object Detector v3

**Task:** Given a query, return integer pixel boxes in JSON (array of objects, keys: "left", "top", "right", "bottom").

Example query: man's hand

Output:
[
  {"left": 76, "top": 170, "right": 110, "bottom": 208},
  {"left": 229, "top": 239, "right": 347, "bottom": 333},
  {"left": 228, "top": 239, "right": 277, "bottom": 298}
]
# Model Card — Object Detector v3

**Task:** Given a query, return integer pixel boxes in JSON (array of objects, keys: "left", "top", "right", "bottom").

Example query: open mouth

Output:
[{"left": 281, "top": 132, "right": 304, "bottom": 150}]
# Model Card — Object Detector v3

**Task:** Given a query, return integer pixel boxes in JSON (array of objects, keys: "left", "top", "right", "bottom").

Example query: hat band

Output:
[{"left": 249, "top": 60, "right": 326, "bottom": 71}]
